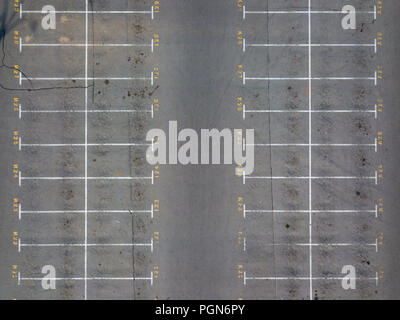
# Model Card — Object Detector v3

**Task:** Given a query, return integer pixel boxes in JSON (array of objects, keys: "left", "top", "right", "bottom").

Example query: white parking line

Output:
[
  {"left": 243, "top": 205, "right": 379, "bottom": 219},
  {"left": 243, "top": 271, "right": 379, "bottom": 286},
  {"left": 84, "top": 1, "right": 89, "bottom": 299},
  {"left": 19, "top": 209, "right": 153, "bottom": 214},
  {"left": 21, "top": 10, "right": 154, "bottom": 14},
  {"left": 307, "top": 0, "right": 313, "bottom": 299},
  {"left": 20, "top": 142, "right": 151, "bottom": 148},
  {"left": 21, "top": 43, "right": 152, "bottom": 48},
  {"left": 248, "top": 142, "right": 377, "bottom": 148},
  {"left": 18, "top": 205, "right": 155, "bottom": 220},
  {"left": 19, "top": 74, "right": 153, "bottom": 83},
  {"left": 243, "top": 39, "right": 377, "bottom": 54},
  {"left": 244, "top": 10, "right": 376, "bottom": 14},
  {"left": 19, "top": 176, "right": 153, "bottom": 181},
  {"left": 19, "top": 241, "right": 154, "bottom": 250},
  {"left": 18, "top": 274, "right": 154, "bottom": 283},
  {"left": 245, "top": 241, "right": 379, "bottom": 251},
  {"left": 248, "top": 141, "right": 378, "bottom": 152},
  {"left": 242, "top": 104, "right": 378, "bottom": 119},
  {"left": 19, "top": 3, "right": 155, "bottom": 19},
  {"left": 242, "top": 72, "right": 377, "bottom": 85},
  {"left": 18, "top": 171, "right": 155, "bottom": 186},
  {"left": 20, "top": 39, "right": 155, "bottom": 53},
  {"left": 242, "top": 5, "right": 377, "bottom": 20},
  {"left": 19, "top": 106, "right": 154, "bottom": 118},
  {"left": 242, "top": 172, "right": 378, "bottom": 185}
]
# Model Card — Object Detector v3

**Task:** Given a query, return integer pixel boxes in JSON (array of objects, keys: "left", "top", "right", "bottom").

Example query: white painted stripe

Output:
[
  {"left": 84, "top": 0, "right": 88, "bottom": 300},
  {"left": 19, "top": 276, "right": 152, "bottom": 281},
  {"left": 248, "top": 143, "right": 375, "bottom": 147},
  {"left": 21, "top": 77, "right": 151, "bottom": 81},
  {"left": 19, "top": 205, "right": 153, "bottom": 220},
  {"left": 244, "top": 109, "right": 377, "bottom": 114},
  {"left": 20, "top": 242, "right": 153, "bottom": 248},
  {"left": 248, "top": 242, "right": 377, "bottom": 247},
  {"left": 21, "top": 210, "right": 152, "bottom": 214},
  {"left": 20, "top": 176, "right": 153, "bottom": 181},
  {"left": 244, "top": 276, "right": 378, "bottom": 281},
  {"left": 308, "top": 0, "right": 313, "bottom": 300},
  {"left": 244, "top": 209, "right": 376, "bottom": 214},
  {"left": 21, "top": 143, "right": 151, "bottom": 147},
  {"left": 21, "top": 10, "right": 152, "bottom": 14},
  {"left": 244, "top": 10, "right": 375, "bottom": 14},
  {"left": 245, "top": 175, "right": 376, "bottom": 180},
  {"left": 244, "top": 76, "right": 375, "bottom": 81},
  {"left": 247, "top": 43, "right": 376, "bottom": 48},
  {"left": 20, "top": 109, "right": 152, "bottom": 114},
  {"left": 21, "top": 43, "right": 151, "bottom": 48}
]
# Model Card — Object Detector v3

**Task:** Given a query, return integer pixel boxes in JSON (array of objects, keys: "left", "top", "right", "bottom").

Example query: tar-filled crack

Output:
[
  {"left": 0, "top": 30, "right": 93, "bottom": 91},
  {"left": 264, "top": 0, "right": 278, "bottom": 300},
  {"left": 0, "top": 2, "right": 93, "bottom": 92}
]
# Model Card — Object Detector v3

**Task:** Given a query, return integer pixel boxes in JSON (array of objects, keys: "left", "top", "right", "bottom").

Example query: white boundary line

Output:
[
  {"left": 19, "top": 108, "right": 153, "bottom": 116},
  {"left": 21, "top": 43, "right": 152, "bottom": 48},
  {"left": 248, "top": 142, "right": 376, "bottom": 148},
  {"left": 243, "top": 75, "right": 377, "bottom": 84},
  {"left": 242, "top": 104, "right": 378, "bottom": 119},
  {"left": 18, "top": 275, "right": 154, "bottom": 283},
  {"left": 243, "top": 39, "right": 377, "bottom": 54},
  {"left": 244, "top": 10, "right": 377, "bottom": 14},
  {"left": 19, "top": 3, "right": 154, "bottom": 17},
  {"left": 84, "top": 0, "right": 88, "bottom": 300},
  {"left": 18, "top": 172, "right": 154, "bottom": 183},
  {"left": 248, "top": 140, "right": 378, "bottom": 152},
  {"left": 308, "top": 0, "right": 313, "bottom": 300},
  {"left": 18, "top": 204, "right": 154, "bottom": 220},
  {"left": 243, "top": 272, "right": 379, "bottom": 286},
  {"left": 21, "top": 210, "right": 153, "bottom": 213},
  {"left": 19, "top": 241, "right": 153, "bottom": 249},
  {"left": 19, "top": 75, "right": 152, "bottom": 83},
  {"left": 242, "top": 5, "right": 377, "bottom": 18},
  {"left": 19, "top": 39, "right": 154, "bottom": 52},
  {"left": 243, "top": 205, "right": 379, "bottom": 219},
  {"left": 244, "top": 241, "right": 378, "bottom": 250},
  {"left": 243, "top": 173, "right": 378, "bottom": 183},
  {"left": 21, "top": 10, "right": 154, "bottom": 14},
  {"left": 19, "top": 142, "right": 151, "bottom": 148}
]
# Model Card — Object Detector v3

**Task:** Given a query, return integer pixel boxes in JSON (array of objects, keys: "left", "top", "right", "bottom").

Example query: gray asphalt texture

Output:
[{"left": 0, "top": 0, "right": 399, "bottom": 300}]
